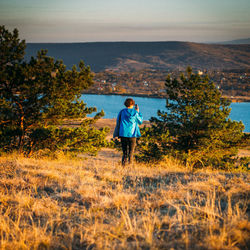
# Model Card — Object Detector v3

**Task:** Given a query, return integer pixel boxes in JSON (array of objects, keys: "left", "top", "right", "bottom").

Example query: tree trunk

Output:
[{"left": 18, "top": 115, "right": 25, "bottom": 154}]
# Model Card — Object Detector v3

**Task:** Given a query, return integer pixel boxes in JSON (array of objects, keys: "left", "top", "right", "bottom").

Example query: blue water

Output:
[{"left": 81, "top": 94, "right": 250, "bottom": 132}]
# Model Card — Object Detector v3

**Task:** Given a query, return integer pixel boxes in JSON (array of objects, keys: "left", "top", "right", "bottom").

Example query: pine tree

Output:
[
  {"left": 137, "top": 67, "right": 244, "bottom": 169},
  {"left": 0, "top": 26, "right": 109, "bottom": 156}
]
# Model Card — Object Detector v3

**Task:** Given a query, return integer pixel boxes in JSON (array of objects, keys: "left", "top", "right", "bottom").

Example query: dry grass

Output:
[{"left": 0, "top": 149, "right": 249, "bottom": 249}]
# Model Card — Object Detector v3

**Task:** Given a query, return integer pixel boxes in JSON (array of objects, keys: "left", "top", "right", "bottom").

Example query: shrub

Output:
[
  {"left": 0, "top": 26, "right": 108, "bottom": 156},
  {"left": 137, "top": 67, "right": 245, "bottom": 169}
]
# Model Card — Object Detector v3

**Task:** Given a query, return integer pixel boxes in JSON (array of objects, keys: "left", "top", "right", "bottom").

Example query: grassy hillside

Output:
[
  {"left": 25, "top": 42, "right": 250, "bottom": 72},
  {"left": 0, "top": 150, "right": 249, "bottom": 249}
]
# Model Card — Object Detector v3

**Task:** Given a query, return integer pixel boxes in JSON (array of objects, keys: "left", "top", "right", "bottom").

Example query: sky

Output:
[{"left": 1, "top": 0, "right": 250, "bottom": 43}]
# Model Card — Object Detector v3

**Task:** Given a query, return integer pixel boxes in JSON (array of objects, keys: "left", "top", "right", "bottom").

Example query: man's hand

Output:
[{"left": 135, "top": 104, "right": 139, "bottom": 112}]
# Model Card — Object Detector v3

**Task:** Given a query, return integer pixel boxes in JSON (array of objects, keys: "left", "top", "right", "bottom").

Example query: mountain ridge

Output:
[
  {"left": 214, "top": 38, "right": 250, "bottom": 45},
  {"left": 25, "top": 41, "right": 250, "bottom": 72}
]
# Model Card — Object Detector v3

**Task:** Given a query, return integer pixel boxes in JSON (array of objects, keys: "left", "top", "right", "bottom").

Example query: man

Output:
[{"left": 113, "top": 98, "right": 143, "bottom": 166}]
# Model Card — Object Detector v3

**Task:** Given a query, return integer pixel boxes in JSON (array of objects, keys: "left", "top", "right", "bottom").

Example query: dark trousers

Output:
[{"left": 121, "top": 137, "right": 137, "bottom": 166}]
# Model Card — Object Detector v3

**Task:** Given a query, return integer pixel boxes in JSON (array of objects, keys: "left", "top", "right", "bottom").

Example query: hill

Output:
[
  {"left": 25, "top": 42, "right": 250, "bottom": 72},
  {"left": 217, "top": 38, "right": 250, "bottom": 45}
]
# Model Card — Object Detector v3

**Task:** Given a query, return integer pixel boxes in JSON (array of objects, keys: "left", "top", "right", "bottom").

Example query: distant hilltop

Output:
[
  {"left": 215, "top": 38, "right": 250, "bottom": 45},
  {"left": 25, "top": 41, "right": 250, "bottom": 72}
]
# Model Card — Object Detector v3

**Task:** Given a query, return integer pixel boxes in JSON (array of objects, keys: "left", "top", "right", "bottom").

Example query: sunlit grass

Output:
[{"left": 0, "top": 152, "right": 249, "bottom": 249}]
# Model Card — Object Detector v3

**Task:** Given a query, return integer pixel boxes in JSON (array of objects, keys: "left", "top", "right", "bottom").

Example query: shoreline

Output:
[
  {"left": 82, "top": 92, "right": 165, "bottom": 99},
  {"left": 82, "top": 92, "right": 250, "bottom": 102}
]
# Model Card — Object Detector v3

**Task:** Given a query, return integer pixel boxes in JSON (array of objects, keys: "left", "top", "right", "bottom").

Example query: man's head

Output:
[{"left": 124, "top": 98, "right": 135, "bottom": 108}]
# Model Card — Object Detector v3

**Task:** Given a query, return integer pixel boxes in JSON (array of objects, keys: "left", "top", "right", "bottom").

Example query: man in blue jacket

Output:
[{"left": 113, "top": 98, "right": 143, "bottom": 166}]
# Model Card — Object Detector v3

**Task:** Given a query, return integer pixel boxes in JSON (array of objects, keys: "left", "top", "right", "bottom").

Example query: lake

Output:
[{"left": 81, "top": 94, "right": 250, "bottom": 132}]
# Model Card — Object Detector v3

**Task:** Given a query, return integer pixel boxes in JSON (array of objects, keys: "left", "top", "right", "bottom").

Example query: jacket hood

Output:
[{"left": 123, "top": 108, "right": 137, "bottom": 122}]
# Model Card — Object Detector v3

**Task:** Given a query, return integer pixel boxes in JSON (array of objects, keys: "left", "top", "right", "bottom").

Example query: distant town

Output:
[{"left": 83, "top": 69, "right": 250, "bottom": 102}]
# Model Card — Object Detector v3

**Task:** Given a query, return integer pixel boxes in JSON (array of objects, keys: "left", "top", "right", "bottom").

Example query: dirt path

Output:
[{"left": 92, "top": 148, "right": 121, "bottom": 162}]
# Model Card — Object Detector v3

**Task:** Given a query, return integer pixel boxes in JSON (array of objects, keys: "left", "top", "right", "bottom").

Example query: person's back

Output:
[
  {"left": 113, "top": 98, "right": 143, "bottom": 166},
  {"left": 119, "top": 108, "right": 142, "bottom": 137}
]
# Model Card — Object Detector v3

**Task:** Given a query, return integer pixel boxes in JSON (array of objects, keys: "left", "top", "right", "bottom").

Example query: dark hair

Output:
[{"left": 124, "top": 98, "right": 135, "bottom": 107}]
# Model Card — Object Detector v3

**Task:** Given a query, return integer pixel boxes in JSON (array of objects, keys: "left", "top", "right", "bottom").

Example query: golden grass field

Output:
[{"left": 0, "top": 146, "right": 249, "bottom": 250}]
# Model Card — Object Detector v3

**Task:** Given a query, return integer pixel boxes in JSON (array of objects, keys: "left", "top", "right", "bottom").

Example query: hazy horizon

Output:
[
  {"left": 24, "top": 38, "right": 250, "bottom": 44},
  {"left": 1, "top": 0, "right": 250, "bottom": 43}
]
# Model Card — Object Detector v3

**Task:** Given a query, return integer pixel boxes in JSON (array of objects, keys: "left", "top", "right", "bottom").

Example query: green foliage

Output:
[
  {"left": 137, "top": 67, "right": 245, "bottom": 169},
  {"left": 0, "top": 26, "right": 109, "bottom": 156},
  {"left": 29, "top": 124, "right": 110, "bottom": 156},
  {"left": 136, "top": 123, "right": 171, "bottom": 162}
]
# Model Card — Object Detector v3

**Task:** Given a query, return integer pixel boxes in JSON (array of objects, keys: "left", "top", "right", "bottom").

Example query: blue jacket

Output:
[{"left": 113, "top": 108, "right": 143, "bottom": 138}]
